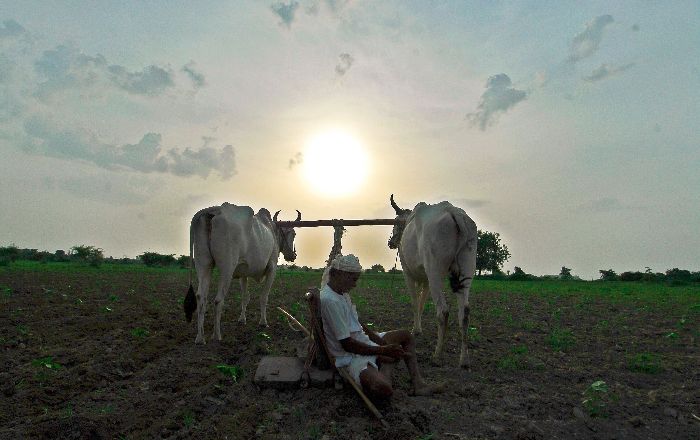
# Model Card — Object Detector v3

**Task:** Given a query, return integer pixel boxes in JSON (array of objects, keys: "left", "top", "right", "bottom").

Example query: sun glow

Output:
[{"left": 303, "top": 130, "right": 369, "bottom": 196}]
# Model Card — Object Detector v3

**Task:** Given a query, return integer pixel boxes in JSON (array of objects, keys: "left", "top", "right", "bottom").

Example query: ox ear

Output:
[
  {"left": 390, "top": 194, "right": 404, "bottom": 215},
  {"left": 295, "top": 210, "right": 301, "bottom": 222},
  {"left": 273, "top": 210, "right": 280, "bottom": 222}
]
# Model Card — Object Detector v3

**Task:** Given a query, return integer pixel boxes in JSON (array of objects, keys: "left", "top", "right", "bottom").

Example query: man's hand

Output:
[{"left": 380, "top": 343, "right": 405, "bottom": 359}]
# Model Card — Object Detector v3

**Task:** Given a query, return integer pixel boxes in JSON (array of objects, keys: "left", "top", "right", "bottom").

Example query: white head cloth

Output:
[{"left": 330, "top": 254, "right": 362, "bottom": 273}]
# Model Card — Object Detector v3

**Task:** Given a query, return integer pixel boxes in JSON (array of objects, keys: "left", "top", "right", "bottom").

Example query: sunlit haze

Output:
[
  {"left": 303, "top": 130, "right": 369, "bottom": 196},
  {"left": 1, "top": 2, "right": 698, "bottom": 279}
]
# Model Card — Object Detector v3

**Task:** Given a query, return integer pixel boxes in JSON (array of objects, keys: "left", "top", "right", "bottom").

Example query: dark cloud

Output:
[
  {"left": 631, "top": 24, "right": 640, "bottom": 32},
  {"left": 182, "top": 61, "right": 205, "bottom": 89},
  {"left": 583, "top": 62, "right": 635, "bottom": 82},
  {"left": 568, "top": 15, "right": 614, "bottom": 63},
  {"left": 34, "top": 45, "right": 107, "bottom": 97},
  {"left": 466, "top": 74, "right": 527, "bottom": 130},
  {"left": 33, "top": 44, "right": 175, "bottom": 98},
  {"left": 288, "top": 152, "right": 303, "bottom": 169},
  {"left": 271, "top": 1, "right": 300, "bottom": 28},
  {"left": 108, "top": 64, "right": 174, "bottom": 96},
  {"left": 0, "top": 19, "right": 27, "bottom": 39},
  {"left": 22, "top": 116, "right": 236, "bottom": 179},
  {"left": 335, "top": 53, "right": 354, "bottom": 76}
]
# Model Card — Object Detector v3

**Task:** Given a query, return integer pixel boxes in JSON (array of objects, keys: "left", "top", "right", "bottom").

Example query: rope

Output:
[{"left": 326, "top": 223, "right": 346, "bottom": 266}]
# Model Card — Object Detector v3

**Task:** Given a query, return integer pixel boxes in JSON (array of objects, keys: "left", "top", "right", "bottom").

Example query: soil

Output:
[{"left": 1, "top": 267, "right": 698, "bottom": 439}]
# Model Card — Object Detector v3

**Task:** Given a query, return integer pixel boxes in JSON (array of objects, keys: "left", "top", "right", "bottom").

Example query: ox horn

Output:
[
  {"left": 273, "top": 210, "right": 280, "bottom": 222},
  {"left": 295, "top": 210, "right": 301, "bottom": 222},
  {"left": 390, "top": 194, "right": 403, "bottom": 215}
]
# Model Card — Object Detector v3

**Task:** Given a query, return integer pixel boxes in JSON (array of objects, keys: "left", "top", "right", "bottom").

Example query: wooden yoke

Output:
[{"left": 275, "top": 218, "right": 398, "bottom": 228}]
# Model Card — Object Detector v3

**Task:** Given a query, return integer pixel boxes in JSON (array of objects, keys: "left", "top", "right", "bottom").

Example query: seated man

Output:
[{"left": 319, "top": 254, "right": 442, "bottom": 399}]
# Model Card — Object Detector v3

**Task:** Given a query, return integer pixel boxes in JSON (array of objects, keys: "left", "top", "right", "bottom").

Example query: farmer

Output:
[{"left": 320, "top": 253, "right": 443, "bottom": 399}]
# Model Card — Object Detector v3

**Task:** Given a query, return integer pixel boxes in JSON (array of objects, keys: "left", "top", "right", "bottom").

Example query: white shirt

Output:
[{"left": 319, "top": 283, "right": 377, "bottom": 367}]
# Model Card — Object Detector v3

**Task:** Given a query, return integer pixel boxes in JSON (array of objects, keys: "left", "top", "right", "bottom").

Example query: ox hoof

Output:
[
  {"left": 258, "top": 321, "right": 269, "bottom": 327},
  {"left": 412, "top": 328, "right": 422, "bottom": 336},
  {"left": 237, "top": 317, "right": 246, "bottom": 324},
  {"left": 195, "top": 337, "right": 206, "bottom": 345}
]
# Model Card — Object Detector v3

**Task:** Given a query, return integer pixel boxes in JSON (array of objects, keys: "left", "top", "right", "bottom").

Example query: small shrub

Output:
[
  {"left": 548, "top": 328, "right": 576, "bottom": 352},
  {"left": 215, "top": 364, "right": 243, "bottom": 382},
  {"left": 628, "top": 353, "right": 663, "bottom": 374},
  {"left": 131, "top": 328, "right": 150, "bottom": 338},
  {"left": 582, "top": 380, "right": 610, "bottom": 417},
  {"left": 32, "top": 356, "right": 62, "bottom": 370}
]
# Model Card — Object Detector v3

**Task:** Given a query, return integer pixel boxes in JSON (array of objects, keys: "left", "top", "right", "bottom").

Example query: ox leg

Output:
[
  {"left": 428, "top": 274, "right": 449, "bottom": 364},
  {"left": 238, "top": 278, "right": 249, "bottom": 324},
  {"left": 194, "top": 267, "right": 212, "bottom": 345},
  {"left": 258, "top": 265, "right": 277, "bottom": 326},
  {"left": 405, "top": 277, "right": 423, "bottom": 335},
  {"left": 212, "top": 265, "right": 235, "bottom": 342},
  {"left": 457, "top": 293, "right": 471, "bottom": 369}
]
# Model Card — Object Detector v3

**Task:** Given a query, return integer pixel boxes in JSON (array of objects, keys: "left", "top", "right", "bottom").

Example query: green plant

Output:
[
  {"left": 548, "top": 328, "right": 576, "bottom": 352},
  {"left": 498, "top": 345, "right": 528, "bottom": 371},
  {"left": 183, "top": 411, "right": 195, "bottom": 428},
  {"left": 628, "top": 353, "right": 663, "bottom": 374},
  {"left": 131, "top": 328, "right": 150, "bottom": 338},
  {"left": 32, "top": 356, "right": 62, "bottom": 370},
  {"left": 582, "top": 380, "right": 609, "bottom": 417},
  {"left": 215, "top": 364, "right": 243, "bottom": 382},
  {"left": 108, "top": 294, "right": 119, "bottom": 302}
]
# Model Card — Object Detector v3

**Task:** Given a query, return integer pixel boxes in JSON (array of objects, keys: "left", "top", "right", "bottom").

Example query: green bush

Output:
[{"left": 139, "top": 252, "right": 177, "bottom": 267}]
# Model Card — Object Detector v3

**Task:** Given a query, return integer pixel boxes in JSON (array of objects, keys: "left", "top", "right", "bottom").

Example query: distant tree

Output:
[
  {"left": 0, "top": 244, "right": 20, "bottom": 262},
  {"left": 139, "top": 252, "right": 176, "bottom": 267},
  {"left": 476, "top": 230, "right": 511, "bottom": 275},
  {"left": 367, "top": 264, "right": 386, "bottom": 273},
  {"left": 619, "top": 271, "right": 644, "bottom": 282},
  {"left": 510, "top": 266, "right": 533, "bottom": 281},
  {"left": 177, "top": 255, "right": 191, "bottom": 269},
  {"left": 388, "top": 267, "right": 402, "bottom": 274},
  {"left": 559, "top": 266, "right": 573, "bottom": 280},
  {"left": 598, "top": 269, "right": 618, "bottom": 281},
  {"left": 71, "top": 245, "right": 104, "bottom": 267}
]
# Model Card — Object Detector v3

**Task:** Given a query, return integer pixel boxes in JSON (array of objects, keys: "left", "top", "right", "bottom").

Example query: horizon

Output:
[{"left": 1, "top": 2, "right": 699, "bottom": 281}]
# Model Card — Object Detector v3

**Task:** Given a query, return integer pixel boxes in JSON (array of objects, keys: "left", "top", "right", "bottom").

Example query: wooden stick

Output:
[
  {"left": 337, "top": 367, "right": 390, "bottom": 429},
  {"left": 276, "top": 219, "right": 398, "bottom": 228},
  {"left": 276, "top": 307, "right": 310, "bottom": 337}
]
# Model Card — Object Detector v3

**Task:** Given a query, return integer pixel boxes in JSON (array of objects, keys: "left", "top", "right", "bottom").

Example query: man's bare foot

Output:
[{"left": 411, "top": 381, "right": 447, "bottom": 396}]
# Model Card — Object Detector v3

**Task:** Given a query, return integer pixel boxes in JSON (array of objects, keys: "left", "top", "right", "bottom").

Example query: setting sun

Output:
[{"left": 303, "top": 130, "right": 369, "bottom": 196}]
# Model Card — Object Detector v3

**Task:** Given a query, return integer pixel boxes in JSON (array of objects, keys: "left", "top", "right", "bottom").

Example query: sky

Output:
[{"left": 1, "top": 1, "right": 699, "bottom": 280}]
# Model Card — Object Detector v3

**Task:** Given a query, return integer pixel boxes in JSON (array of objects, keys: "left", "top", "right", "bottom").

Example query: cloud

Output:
[
  {"left": 22, "top": 116, "right": 236, "bottom": 179},
  {"left": 182, "top": 61, "right": 205, "bottom": 89},
  {"left": 631, "top": 24, "right": 640, "bottom": 32},
  {"left": 568, "top": 15, "right": 614, "bottom": 63},
  {"left": 288, "top": 151, "right": 303, "bottom": 169},
  {"left": 33, "top": 44, "right": 175, "bottom": 98},
  {"left": 34, "top": 45, "right": 108, "bottom": 97},
  {"left": 466, "top": 74, "right": 527, "bottom": 130},
  {"left": 0, "top": 19, "right": 27, "bottom": 39},
  {"left": 335, "top": 53, "right": 354, "bottom": 76},
  {"left": 108, "top": 64, "right": 174, "bottom": 96},
  {"left": 271, "top": 1, "right": 300, "bottom": 28},
  {"left": 583, "top": 62, "right": 635, "bottom": 82}
]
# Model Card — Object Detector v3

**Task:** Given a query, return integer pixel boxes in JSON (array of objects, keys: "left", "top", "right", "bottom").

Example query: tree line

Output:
[{"left": 2, "top": 235, "right": 698, "bottom": 284}]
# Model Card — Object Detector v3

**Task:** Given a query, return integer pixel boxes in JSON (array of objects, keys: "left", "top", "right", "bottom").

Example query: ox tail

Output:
[
  {"left": 184, "top": 206, "right": 220, "bottom": 322},
  {"left": 449, "top": 211, "right": 478, "bottom": 293}
]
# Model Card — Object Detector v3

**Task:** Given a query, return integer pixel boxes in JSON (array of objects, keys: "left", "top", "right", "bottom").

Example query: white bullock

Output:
[
  {"left": 388, "top": 195, "right": 477, "bottom": 368},
  {"left": 183, "top": 202, "right": 300, "bottom": 344}
]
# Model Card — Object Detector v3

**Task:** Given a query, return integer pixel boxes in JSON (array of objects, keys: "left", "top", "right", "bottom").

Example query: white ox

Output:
[
  {"left": 388, "top": 195, "right": 477, "bottom": 368},
  {"left": 183, "top": 202, "right": 300, "bottom": 344}
]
